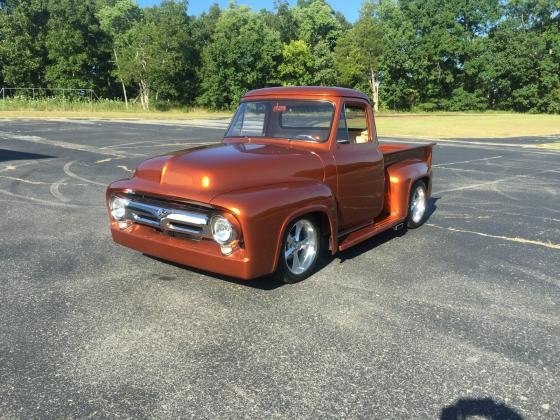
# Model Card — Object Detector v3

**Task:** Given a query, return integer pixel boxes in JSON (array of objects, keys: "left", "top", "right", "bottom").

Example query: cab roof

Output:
[{"left": 243, "top": 86, "right": 370, "bottom": 102}]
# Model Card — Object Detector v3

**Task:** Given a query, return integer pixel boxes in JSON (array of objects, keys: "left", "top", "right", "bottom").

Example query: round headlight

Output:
[
  {"left": 110, "top": 196, "right": 128, "bottom": 220},
  {"left": 211, "top": 215, "right": 235, "bottom": 245}
]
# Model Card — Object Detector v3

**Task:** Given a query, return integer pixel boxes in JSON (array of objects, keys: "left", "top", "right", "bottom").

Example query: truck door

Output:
[{"left": 334, "top": 100, "right": 385, "bottom": 229}]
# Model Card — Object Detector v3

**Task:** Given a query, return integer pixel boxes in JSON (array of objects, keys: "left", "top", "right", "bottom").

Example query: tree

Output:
[
  {"left": 334, "top": 1, "right": 383, "bottom": 109},
  {"left": 311, "top": 39, "right": 337, "bottom": 85},
  {"left": 44, "top": 0, "right": 112, "bottom": 94},
  {"left": 279, "top": 40, "right": 313, "bottom": 85},
  {"left": 191, "top": 3, "right": 221, "bottom": 47},
  {"left": 1, "top": 0, "right": 558, "bottom": 114},
  {"left": 291, "top": 0, "right": 342, "bottom": 87},
  {"left": 479, "top": 0, "right": 560, "bottom": 112},
  {"left": 271, "top": 0, "right": 297, "bottom": 43},
  {"left": 376, "top": 0, "right": 501, "bottom": 110},
  {"left": 198, "top": 5, "right": 282, "bottom": 109},
  {"left": 97, "top": 0, "right": 142, "bottom": 107},
  {"left": 116, "top": 0, "right": 197, "bottom": 109},
  {"left": 0, "top": 0, "right": 49, "bottom": 87},
  {"left": 374, "top": 0, "right": 419, "bottom": 110},
  {"left": 293, "top": 0, "right": 342, "bottom": 49}
]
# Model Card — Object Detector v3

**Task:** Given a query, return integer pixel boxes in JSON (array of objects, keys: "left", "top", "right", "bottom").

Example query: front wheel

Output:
[
  {"left": 407, "top": 180, "right": 428, "bottom": 229},
  {"left": 275, "top": 217, "right": 321, "bottom": 284}
]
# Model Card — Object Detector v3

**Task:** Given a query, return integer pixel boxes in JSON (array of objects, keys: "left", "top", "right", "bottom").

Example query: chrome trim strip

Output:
[
  {"left": 160, "top": 217, "right": 201, "bottom": 235},
  {"left": 132, "top": 213, "right": 160, "bottom": 228},
  {"left": 164, "top": 212, "right": 207, "bottom": 226}
]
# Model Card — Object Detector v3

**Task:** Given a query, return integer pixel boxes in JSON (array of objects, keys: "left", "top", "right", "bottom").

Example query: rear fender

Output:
[
  {"left": 386, "top": 160, "right": 430, "bottom": 219},
  {"left": 210, "top": 181, "right": 338, "bottom": 277}
]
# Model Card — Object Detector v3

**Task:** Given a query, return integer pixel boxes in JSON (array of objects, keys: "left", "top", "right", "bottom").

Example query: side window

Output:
[
  {"left": 344, "top": 103, "right": 370, "bottom": 144},
  {"left": 336, "top": 106, "right": 349, "bottom": 142},
  {"left": 230, "top": 102, "right": 266, "bottom": 136}
]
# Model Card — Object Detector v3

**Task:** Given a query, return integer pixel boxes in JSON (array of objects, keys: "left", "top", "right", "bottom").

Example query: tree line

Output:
[{"left": 0, "top": 0, "right": 558, "bottom": 112}]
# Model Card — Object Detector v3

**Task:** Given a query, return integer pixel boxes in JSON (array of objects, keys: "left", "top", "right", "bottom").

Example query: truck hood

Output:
[{"left": 129, "top": 142, "right": 325, "bottom": 203}]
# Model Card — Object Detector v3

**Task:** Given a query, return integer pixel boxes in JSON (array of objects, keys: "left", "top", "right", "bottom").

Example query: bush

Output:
[
  {"left": 444, "top": 88, "right": 488, "bottom": 111},
  {"left": 416, "top": 102, "right": 439, "bottom": 112}
]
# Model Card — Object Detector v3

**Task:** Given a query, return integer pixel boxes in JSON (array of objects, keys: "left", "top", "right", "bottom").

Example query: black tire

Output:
[
  {"left": 274, "top": 217, "right": 322, "bottom": 284},
  {"left": 407, "top": 180, "right": 428, "bottom": 229}
]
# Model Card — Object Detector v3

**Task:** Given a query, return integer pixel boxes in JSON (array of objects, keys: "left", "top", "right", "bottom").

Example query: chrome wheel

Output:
[
  {"left": 284, "top": 219, "right": 318, "bottom": 275},
  {"left": 410, "top": 184, "right": 427, "bottom": 224}
]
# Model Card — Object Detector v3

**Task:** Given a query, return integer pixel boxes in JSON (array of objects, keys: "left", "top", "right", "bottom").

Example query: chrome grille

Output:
[{"left": 121, "top": 195, "right": 211, "bottom": 240}]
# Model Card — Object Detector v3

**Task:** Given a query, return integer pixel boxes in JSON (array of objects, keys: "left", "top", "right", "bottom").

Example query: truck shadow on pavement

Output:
[
  {"left": 147, "top": 197, "right": 438, "bottom": 290},
  {"left": 440, "top": 397, "right": 523, "bottom": 420},
  {"left": 0, "top": 149, "right": 55, "bottom": 163},
  {"left": 146, "top": 255, "right": 286, "bottom": 290},
  {"left": 337, "top": 197, "right": 439, "bottom": 262}
]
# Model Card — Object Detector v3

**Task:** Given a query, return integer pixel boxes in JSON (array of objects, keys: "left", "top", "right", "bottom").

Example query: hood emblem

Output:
[{"left": 156, "top": 208, "right": 169, "bottom": 219}]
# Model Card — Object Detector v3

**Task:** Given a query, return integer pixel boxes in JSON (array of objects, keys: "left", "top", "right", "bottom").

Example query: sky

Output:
[{"left": 136, "top": 0, "right": 363, "bottom": 23}]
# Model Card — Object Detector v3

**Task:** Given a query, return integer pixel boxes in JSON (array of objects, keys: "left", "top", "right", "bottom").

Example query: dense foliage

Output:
[{"left": 0, "top": 0, "right": 558, "bottom": 112}]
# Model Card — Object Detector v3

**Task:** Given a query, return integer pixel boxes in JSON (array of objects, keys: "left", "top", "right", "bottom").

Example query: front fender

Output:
[{"left": 210, "top": 181, "right": 337, "bottom": 277}]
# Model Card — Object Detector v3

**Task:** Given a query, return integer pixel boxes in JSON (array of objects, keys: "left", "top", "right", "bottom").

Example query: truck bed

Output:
[
  {"left": 338, "top": 142, "right": 435, "bottom": 251},
  {"left": 379, "top": 142, "right": 435, "bottom": 168}
]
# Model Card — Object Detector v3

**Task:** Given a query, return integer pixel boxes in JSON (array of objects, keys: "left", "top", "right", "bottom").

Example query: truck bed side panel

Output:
[
  {"left": 385, "top": 160, "right": 431, "bottom": 219},
  {"left": 380, "top": 143, "right": 434, "bottom": 169}
]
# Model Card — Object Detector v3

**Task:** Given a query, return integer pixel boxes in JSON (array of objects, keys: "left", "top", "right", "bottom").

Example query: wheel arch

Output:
[
  {"left": 210, "top": 181, "right": 338, "bottom": 277},
  {"left": 272, "top": 206, "right": 337, "bottom": 274}
]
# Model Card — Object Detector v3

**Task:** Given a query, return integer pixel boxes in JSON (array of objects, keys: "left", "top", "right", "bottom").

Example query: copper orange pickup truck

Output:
[{"left": 107, "top": 87, "right": 434, "bottom": 283}]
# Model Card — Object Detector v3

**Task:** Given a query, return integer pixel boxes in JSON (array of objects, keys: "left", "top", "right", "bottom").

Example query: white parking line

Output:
[
  {"left": 113, "top": 142, "right": 216, "bottom": 149},
  {"left": 63, "top": 160, "right": 107, "bottom": 187},
  {"left": 0, "top": 159, "right": 58, "bottom": 172},
  {"left": 0, "top": 188, "right": 80, "bottom": 208},
  {"left": 433, "top": 167, "right": 560, "bottom": 195},
  {"left": 0, "top": 175, "right": 49, "bottom": 185},
  {"left": 0, "top": 131, "right": 145, "bottom": 157},
  {"left": 380, "top": 138, "right": 560, "bottom": 156},
  {"left": 427, "top": 223, "right": 560, "bottom": 250},
  {"left": 441, "top": 206, "right": 560, "bottom": 223},
  {"left": 49, "top": 177, "right": 71, "bottom": 203},
  {"left": 99, "top": 140, "right": 156, "bottom": 149},
  {"left": 434, "top": 167, "right": 490, "bottom": 173},
  {"left": 95, "top": 157, "right": 119, "bottom": 164},
  {"left": 433, "top": 156, "right": 503, "bottom": 167},
  {"left": 117, "top": 165, "right": 134, "bottom": 173}
]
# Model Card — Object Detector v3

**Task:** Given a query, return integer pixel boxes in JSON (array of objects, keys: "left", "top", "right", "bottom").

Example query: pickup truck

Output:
[{"left": 106, "top": 87, "right": 434, "bottom": 283}]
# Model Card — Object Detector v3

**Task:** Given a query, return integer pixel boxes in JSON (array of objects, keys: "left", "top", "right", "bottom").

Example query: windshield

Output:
[{"left": 226, "top": 100, "right": 334, "bottom": 142}]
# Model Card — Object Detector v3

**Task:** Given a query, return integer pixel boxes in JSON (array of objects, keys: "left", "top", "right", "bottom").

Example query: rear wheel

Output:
[
  {"left": 275, "top": 217, "right": 321, "bottom": 284},
  {"left": 407, "top": 180, "right": 428, "bottom": 229}
]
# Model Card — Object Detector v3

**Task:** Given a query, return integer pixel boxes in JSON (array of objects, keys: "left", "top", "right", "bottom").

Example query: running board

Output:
[{"left": 338, "top": 215, "right": 404, "bottom": 251}]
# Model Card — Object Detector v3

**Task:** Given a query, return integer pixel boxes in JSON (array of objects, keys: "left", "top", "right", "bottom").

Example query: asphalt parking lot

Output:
[{"left": 0, "top": 119, "right": 558, "bottom": 418}]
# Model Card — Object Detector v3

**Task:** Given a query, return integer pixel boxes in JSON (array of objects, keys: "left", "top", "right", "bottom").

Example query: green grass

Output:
[
  {"left": 375, "top": 112, "right": 560, "bottom": 139},
  {"left": 0, "top": 98, "right": 232, "bottom": 119},
  {"left": 1, "top": 99, "right": 560, "bottom": 138}
]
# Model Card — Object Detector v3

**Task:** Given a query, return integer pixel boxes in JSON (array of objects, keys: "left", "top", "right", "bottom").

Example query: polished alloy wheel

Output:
[
  {"left": 410, "top": 184, "right": 427, "bottom": 224},
  {"left": 284, "top": 219, "right": 318, "bottom": 275}
]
